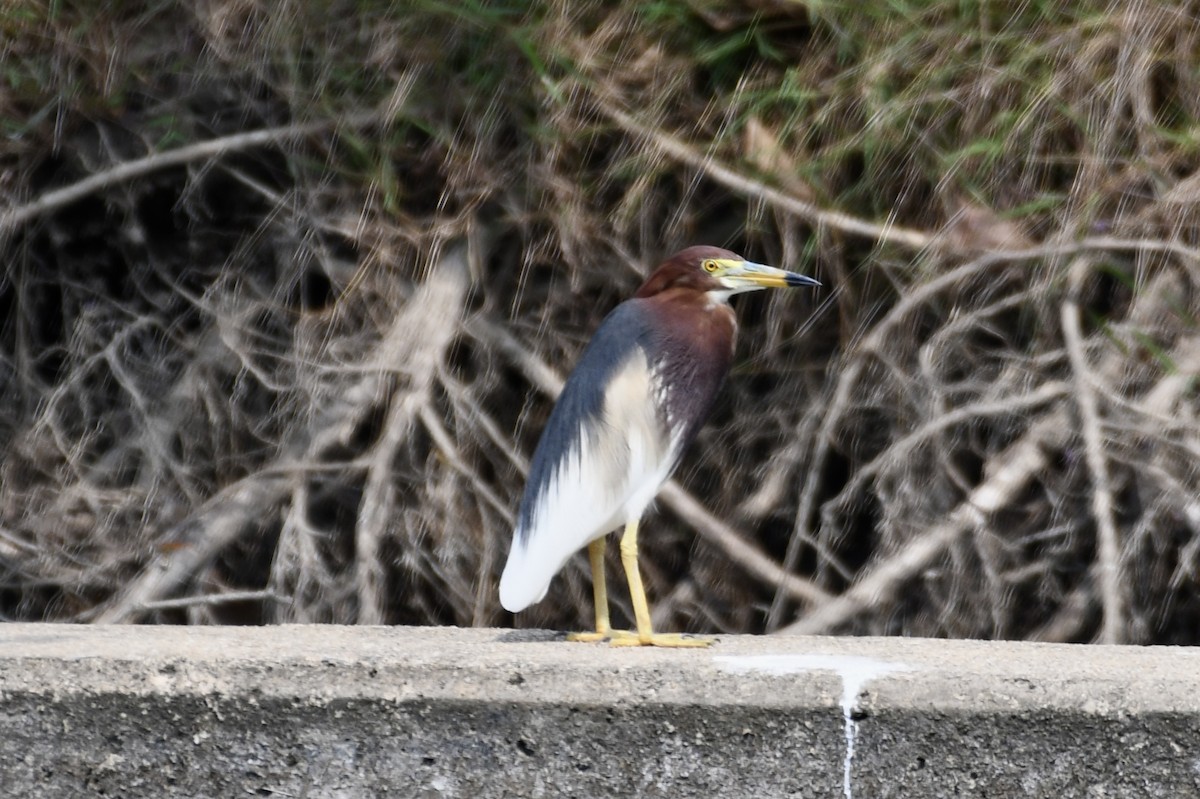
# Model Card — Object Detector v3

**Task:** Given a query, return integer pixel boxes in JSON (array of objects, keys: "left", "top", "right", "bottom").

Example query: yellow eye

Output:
[{"left": 702, "top": 259, "right": 719, "bottom": 273}]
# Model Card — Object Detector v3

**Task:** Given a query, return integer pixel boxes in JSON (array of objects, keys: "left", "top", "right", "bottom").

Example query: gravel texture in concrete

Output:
[{"left": 1, "top": 624, "right": 1198, "bottom": 798}]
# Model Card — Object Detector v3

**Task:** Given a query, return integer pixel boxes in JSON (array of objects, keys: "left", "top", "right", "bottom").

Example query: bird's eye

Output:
[{"left": 702, "top": 259, "right": 718, "bottom": 273}]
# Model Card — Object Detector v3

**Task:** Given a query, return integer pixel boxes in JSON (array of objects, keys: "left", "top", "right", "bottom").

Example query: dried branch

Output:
[
  {"left": 136, "top": 589, "right": 288, "bottom": 612},
  {"left": 658, "top": 483, "right": 831, "bottom": 605},
  {"left": 595, "top": 96, "right": 1200, "bottom": 267},
  {"left": 95, "top": 235, "right": 473, "bottom": 623},
  {"left": 779, "top": 410, "right": 1068, "bottom": 635},
  {"left": 0, "top": 113, "right": 383, "bottom": 236},
  {"left": 93, "top": 474, "right": 290, "bottom": 623},
  {"left": 745, "top": 253, "right": 1005, "bottom": 520},
  {"left": 824, "top": 380, "right": 1071, "bottom": 515},
  {"left": 354, "top": 240, "right": 470, "bottom": 623},
  {"left": 781, "top": 268, "right": 1192, "bottom": 635},
  {"left": 595, "top": 97, "right": 936, "bottom": 251},
  {"left": 1060, "top": 256, "right": 1126, "bottom": 643}
]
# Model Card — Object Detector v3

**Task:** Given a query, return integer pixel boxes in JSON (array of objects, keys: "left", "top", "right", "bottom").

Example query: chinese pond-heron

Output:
[{"left": 499, "top": 245, "right": 821, "bottom": 647}]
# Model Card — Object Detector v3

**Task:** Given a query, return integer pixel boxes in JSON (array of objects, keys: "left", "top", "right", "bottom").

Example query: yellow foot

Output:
[
  {"left": 609, "top": 633, "right": 714, "bottom": 648},
  {"left": 566, "top": 629, "right": 634, "bottom": 643}
]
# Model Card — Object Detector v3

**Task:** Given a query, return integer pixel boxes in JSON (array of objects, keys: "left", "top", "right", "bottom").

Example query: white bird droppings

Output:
[{"left": 716, "top": 654, "right": 913, "bottom": 799}]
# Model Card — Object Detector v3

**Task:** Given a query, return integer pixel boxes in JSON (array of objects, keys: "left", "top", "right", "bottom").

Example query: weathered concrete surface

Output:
[{"left": 0, "top": 625, "right": 1198, "bottom": 798}]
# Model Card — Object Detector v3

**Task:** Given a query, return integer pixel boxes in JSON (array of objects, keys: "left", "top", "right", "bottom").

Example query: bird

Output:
[{"left": 499, "top": 245, "right": 821, "bottom": 647}]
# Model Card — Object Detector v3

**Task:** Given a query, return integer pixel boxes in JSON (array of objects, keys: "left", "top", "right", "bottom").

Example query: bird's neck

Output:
[{"left": 645, "top": 290, "right": 737, "bottom": 364}]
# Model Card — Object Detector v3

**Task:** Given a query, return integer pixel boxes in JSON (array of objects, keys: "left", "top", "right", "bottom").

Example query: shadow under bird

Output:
[{"left": 500, "top": 245, "right": 821, "bottom": 647}]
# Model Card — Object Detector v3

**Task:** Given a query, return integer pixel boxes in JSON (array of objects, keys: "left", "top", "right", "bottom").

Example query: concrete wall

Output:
[{"left": 1, "top": 624, "right": 1198, "bottom": 798}]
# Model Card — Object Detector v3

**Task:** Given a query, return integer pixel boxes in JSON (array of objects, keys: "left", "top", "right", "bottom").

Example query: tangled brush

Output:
[{"left": 1, "top": 1, "right": 1198, "bottom": 643}]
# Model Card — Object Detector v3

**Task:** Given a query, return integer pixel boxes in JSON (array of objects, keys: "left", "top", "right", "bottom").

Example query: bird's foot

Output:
[
  {"left": 609, "top": 632, "right": 713, "bottom": 648},
  {"left": 566, "top": 628, "right": 634, "bottom": 643}
]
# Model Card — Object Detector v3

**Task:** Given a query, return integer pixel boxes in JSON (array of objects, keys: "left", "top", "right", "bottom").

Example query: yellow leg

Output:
[
  {"left": 565, "top": 539, "right": 638, "bottom": 643},
  {"left": 611, "top": 518, "right": 711, "bottom": 648},
  {"left": 588, "top": 537, "right": 611, "bottom": 636},
  {"left": 568, "top": 539, "right": 613, "bottom": 642}
]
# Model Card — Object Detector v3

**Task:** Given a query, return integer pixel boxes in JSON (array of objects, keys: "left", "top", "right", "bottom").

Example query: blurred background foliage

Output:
[{"left": 1, "top": 0, "right": 1198, "bottom": 643}]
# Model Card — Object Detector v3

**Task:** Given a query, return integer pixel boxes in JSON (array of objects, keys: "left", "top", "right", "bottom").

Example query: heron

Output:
[{"left": 499, "top": 245, "right": 821, "bottom": 647}]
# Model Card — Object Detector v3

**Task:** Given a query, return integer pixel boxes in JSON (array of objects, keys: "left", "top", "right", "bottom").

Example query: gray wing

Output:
[{"left": 499, "top": 300, "right": 673, "bottom": 611}]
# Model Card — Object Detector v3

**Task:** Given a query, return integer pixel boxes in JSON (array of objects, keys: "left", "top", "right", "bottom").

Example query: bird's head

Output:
[{"left": 634, "top": 245, "right": 821, "bottom": 302}]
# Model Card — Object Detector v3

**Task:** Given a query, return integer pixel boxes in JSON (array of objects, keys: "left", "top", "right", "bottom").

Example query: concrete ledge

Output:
[{"left": 1, "top": 625, "right": 1198, "bottom": 797}]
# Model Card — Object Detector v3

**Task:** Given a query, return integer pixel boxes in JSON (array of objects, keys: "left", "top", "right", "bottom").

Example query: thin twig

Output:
[
  {"left": 1029, "top": 568, "right": 1097, "bottom": 643},
  {"left": 419, "top": 404, "right": 515, "bottom": 525},
  {"left": 747, "top": 252, "right": 1008, "bottom": 520},
  {"left": 763, "top": 253, "right": 1013, "bottom": 628},
  {"left": 0, "top": 112, "right": 382, "bottom": 235},
  {"left": 137, "top": 589, "right": 288, "bottom": 612},
  {"left": 825, "top": 381, "right": 1072, "bottom": 514},
  {"left": 94, "top": 474, "right": 291, "bottom": 623},
  {"left": 595, "top": 98, "right": 936, "bottom": 251},
  {"left": 781, "top": 268, "right": 1191, "bottom": 635},
  {"left": 658, "top": 483, "right": 831, "bottom": 604},
  {"left": 597, "top": 97, "right": 1200, "bottom": 268},
  {"left": 353, "top": 239, "right": 470, "bottom": 624},
  {"left": 95, "top": 234, "right": 472, "bottom": 623},
  {"left": 1061, "top": 256, "right": 1125, "bottom": 644},
  {"left": 779, "top": 411, "right": 1069, "bottom": 635}
]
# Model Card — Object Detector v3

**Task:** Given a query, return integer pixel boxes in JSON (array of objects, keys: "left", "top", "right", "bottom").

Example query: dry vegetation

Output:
[{"left": 1, "top": 0, "right": 1198, "bottom": 643}]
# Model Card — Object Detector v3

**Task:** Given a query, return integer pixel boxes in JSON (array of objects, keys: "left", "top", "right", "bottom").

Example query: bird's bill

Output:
[{"left": 711, "top": 259, "right": 822, "bottom": 292}]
